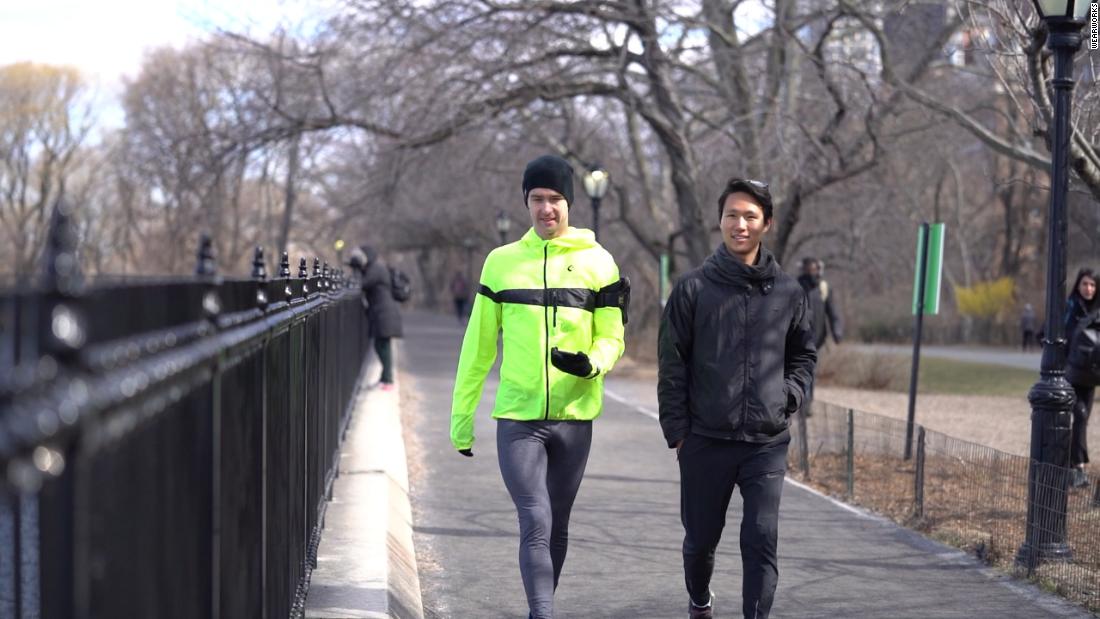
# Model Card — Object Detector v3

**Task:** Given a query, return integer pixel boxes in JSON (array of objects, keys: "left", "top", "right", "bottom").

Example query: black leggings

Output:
[
  {"left": 496, "top": 419, "right": 592, "bottom": 619},
  {"left": 1072, "top": 384, "right": 1094, "bottom": 467},
  {"left": 373, "top": 337, "right": 393, "bottom": 384}
]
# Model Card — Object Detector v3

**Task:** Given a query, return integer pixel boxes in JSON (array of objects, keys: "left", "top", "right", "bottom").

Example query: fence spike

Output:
[
  {"left": 252, "top": 247, "right": 267, "bottom": 281},
  {"left": 279, "top": 251, "right": 291, "bottom": 279},
  {"left": 36, "top": 199, "right": 88, "bottom": 361},
  {"left": 312, "top": 257, "right": 321, "bottom": 279},
  {"left": 298, "top": 257, "right": 309, "bottom": 279},
  {"left": 42, "top": 198, "right": 83, "bottom": 295},
  {"left": 195, "top": 234, "right": 217, "bottom": 277}
]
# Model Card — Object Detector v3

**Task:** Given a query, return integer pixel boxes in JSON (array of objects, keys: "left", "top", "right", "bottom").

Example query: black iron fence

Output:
[
  {"left": 790, "top": 400, "right": 1100, "bottom": 613},
  {"left": 0, "top": 206, "right": 370, "bottom": 619}
]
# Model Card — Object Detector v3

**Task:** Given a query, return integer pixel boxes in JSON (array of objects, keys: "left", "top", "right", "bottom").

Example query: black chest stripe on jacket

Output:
[{"left": 478, "top": 285, "right": 599, "bottom": 312}]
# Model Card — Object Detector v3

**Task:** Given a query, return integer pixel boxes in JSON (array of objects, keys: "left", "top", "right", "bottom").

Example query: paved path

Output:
[
  {"left": 400, "top": 311, "right": 1087, "bottom": 618},
  {"left": 852, "top": 343, "right": 1041, "bottom": 371}
]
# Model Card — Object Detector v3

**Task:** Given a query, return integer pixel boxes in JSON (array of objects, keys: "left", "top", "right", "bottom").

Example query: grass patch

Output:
[
  {"left": 817, "top": 346, "right": 1037, "bottom": 397},
  {"left": 916, "top": 356, "right": 1037, "bottom": 397}
]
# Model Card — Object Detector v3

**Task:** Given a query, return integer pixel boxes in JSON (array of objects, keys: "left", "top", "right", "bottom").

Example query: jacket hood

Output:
[
  {"left": 703, "top": 242, "right": 781, "bottom": 288},
  {"left": 520, "top": 226, "right": 599, "bottom": 251}
]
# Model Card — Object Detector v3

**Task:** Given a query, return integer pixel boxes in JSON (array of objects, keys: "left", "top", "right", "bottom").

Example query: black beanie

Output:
[{"left": 522, "top": 155, "right": 574, "bottom": 207}]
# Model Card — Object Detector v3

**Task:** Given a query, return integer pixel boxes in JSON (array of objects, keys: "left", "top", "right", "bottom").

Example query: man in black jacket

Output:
[{"left": 658, "top": 178, "right": 816, "bottom": 619}]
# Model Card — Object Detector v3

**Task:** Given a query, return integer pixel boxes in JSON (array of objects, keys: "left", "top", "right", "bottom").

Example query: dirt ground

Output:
[{"left": 814, "top": 385, "right": 1099, "bottom": 461}]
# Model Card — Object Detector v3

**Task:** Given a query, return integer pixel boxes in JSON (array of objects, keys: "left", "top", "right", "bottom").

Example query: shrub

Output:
[
  {"left": 816, "top": 345, "right": 908, "bottom": 391},
  {"left": 954, "top": 277, "right": 1016, "bottom": 322}
]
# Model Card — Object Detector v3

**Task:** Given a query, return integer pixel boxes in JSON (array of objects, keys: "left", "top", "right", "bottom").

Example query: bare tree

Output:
[
  {"left": 0, "top": 62, "right": 95, "bottom": 280},
  {"left": 855, "top": 0, "right": 1100, "bottom": 201}
]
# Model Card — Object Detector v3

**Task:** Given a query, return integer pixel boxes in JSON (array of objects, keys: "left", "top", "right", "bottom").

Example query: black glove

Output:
[
  {"left": 458, "top": 448, "right": 473, "bottom": 457},
  {"left": 551, "top": 347, "right": 595, "bottom": 378}
]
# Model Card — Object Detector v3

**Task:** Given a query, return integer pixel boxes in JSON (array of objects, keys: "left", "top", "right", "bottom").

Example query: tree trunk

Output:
[{"left": 278, "top": 133, "right": 302, "bottom": 255}]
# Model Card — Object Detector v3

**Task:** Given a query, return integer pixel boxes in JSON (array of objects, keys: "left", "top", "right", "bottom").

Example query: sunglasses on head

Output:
[{"left": 744, "top": 179, "right": 769, "bottom": 191}]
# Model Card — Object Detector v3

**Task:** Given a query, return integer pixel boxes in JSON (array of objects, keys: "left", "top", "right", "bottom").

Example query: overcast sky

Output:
[
  {"left": 0, "top": 1, "right": 329, "bottom": 86},
  {"left": 0, "top": 0, "right": 335, "bottom": 128}
]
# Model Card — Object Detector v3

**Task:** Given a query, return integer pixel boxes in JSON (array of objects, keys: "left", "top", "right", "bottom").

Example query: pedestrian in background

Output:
[
  {"left": 1066, "top": 268, "right": 1098, "bottom": 487},
  {"left": 658, "top": 178, "right": 816, "bottom": 619},
  {"left": 796, "top": 257, "right": 841, "bottom": 418},
  {"left": 1020, "top": 303, "right": 1038, "bottom": 352},
  {"left": 450, "top": 154, "right": 629, "bottom": 619},
  {"left": 797, "top": 257, "right": 842, "bottom": 350},
  {"left": 351, "top": 245, "right": 404, "bottom": 391},
  {"left": 450, "top": 269, "right": 471, "bottom": 323}
]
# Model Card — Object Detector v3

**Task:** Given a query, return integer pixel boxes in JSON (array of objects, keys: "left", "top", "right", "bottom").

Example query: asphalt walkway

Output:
[
  {"left": 852, "top": 343, "right": 1041, "bottom": 371},
  {"left": 399, "top": 311, "right": 1087, "bottom": 618}
]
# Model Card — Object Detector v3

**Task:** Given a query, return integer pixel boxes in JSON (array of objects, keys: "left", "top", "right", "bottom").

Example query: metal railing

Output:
[
  {"left": 789, "top": 399, "right": 1100, "bottom": 613},
  {"left": 0, "top": 203, "right": 370, "bottom": 619}
]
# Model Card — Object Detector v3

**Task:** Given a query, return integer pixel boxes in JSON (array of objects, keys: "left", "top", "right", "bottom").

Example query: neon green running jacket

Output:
[{"left": 450, "top": 226, "right": 627, "bottom": 450}]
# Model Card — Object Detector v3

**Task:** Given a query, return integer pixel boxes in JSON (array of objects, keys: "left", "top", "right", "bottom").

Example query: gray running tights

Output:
[{"left": 496, "top": 419, "right": 593, "bottom": 619}]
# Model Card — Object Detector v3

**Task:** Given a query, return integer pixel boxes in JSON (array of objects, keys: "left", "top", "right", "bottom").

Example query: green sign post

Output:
[
  {"left": 906, "top": 222, "right": 946, "bottom": 460},
  {"left": 912, "top": 222, "right": 945, "bottom": 315},
  {"left": 659, "top": 253, "right": 670, "bottom": 307}
]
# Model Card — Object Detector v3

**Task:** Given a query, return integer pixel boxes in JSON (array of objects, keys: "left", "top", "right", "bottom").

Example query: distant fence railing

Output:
[
  {"left": 789, "top": 400, "right": 1100, "bottom": 613},
  {"left": 0, "top": 205, "right": 369, "bottom": 619}
]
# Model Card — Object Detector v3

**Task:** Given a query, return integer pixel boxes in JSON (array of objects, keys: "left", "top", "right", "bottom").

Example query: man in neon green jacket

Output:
[{"left": 450, "top": 154, "right": 627, "bottom": 619}]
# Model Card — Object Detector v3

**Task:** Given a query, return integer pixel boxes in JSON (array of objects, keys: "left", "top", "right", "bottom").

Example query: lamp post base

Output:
[
  {"left": 1016, "top": 374, "right": 1075, "bottom": 571},
  {"left": 1015, "top": 541, "right": 1072, "bottom": 570}
]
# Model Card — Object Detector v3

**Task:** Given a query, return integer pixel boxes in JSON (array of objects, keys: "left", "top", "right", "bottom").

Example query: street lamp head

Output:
[
  {"left": 583, "top": 166, "right": 611, "bottom": 200},
  {"left": 1033, "top": 0, "right": 1090, "bottom": 21},
  {"left": 496, "top": 210, "right": 512, "bottom": 235},
  {"left": 334, "top": 239, "right": 345, "bottom": 252}
]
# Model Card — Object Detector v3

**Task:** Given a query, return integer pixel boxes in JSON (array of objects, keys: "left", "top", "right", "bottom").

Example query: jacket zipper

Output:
[
  {"left": 742, "top": 284, "right": 750, "bottom": 434},
  {"left": 543, "top": 244, "right": 551, "bottom": 420}
]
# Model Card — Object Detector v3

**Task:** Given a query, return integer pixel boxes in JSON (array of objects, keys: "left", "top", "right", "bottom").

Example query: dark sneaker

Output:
[
  {"left": 1072, "top": 468, "right": 1089, "bottom": 488},
  {"left": 689, "top": 592, "right": 714, "bottom": 619}
]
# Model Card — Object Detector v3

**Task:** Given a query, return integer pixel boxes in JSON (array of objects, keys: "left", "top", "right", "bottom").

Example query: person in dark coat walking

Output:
[
  {"left": 795, "top": 257, "right": 841, "bottom": 418},
  {"left": 1020, "top": 303, "right": 1038, "bottom": 352},
  {"left": 658, "top": 178, "right": 817, "bottom": 619},
  {"left": 797, "top": 257, "right": 842, "bottom": 350},
  {"left": 449, "top": 269, "right": 471, "bottom": 322},
  {"left": 1065, "top": 268, "right": 1098, "bottom": 487},
  {"left": 352, "top": 245, "right": 404, "bottom": 391}
]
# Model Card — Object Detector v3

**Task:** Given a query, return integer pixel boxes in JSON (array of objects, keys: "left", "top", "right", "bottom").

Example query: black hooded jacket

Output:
[
  {"left": 658, "top": 244, "right": 817, "bottom": 445},
  {"left": 359, "top": 246, "right": 404, "bottom": 339}
]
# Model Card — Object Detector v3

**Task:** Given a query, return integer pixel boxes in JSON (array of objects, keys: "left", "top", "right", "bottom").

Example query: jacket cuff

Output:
[
  {"left": 784, "top": 382, "right": 802, "bottom": 413},
  {"left": 666, "top": 430, "right": 688, "bottom": 449},
  {"left": 451, "top": 435, "right": 474, "bottom": 451}
]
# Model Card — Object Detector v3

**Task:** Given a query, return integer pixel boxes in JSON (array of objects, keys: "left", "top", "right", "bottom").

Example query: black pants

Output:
[
  {"left": 373, "top": 337, "right": 393, "bottom": 384},
  {"left": 1072, "top": 384, "right": 1094, "bottom": 467},
  {"left": 453, "top": 297, "right": 467, "bottom": 321},
  {"left": 1022, "top": 330, "right": 1036, "bottom": 351},
  {"left": 679, "top": 433, "right": 789, "bottom": 619}
]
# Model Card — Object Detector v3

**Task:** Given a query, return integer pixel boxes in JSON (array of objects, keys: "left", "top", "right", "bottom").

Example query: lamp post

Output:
[
  {"left": 583, "top": 165, "right": 610, "bottom": 241},
  {"left": 1017, "top": 0, "right": 1089, "bottom": 570},
  {"left": 334, "top": 239, "right": 345, "bottom": 265},
  {"left": 495, "top": 210, "right": 512, "bottom": 246}
]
